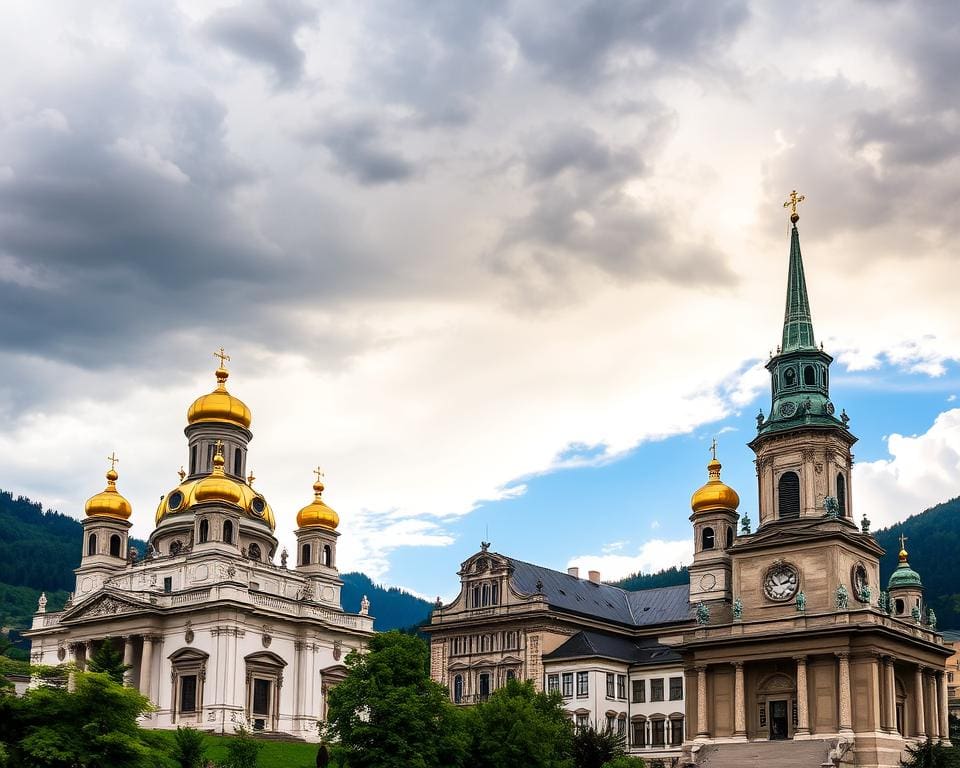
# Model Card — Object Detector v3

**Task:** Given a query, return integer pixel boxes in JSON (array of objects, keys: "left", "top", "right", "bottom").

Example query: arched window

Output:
[
  {"left": 895, "top": 598, "right": 905, "bottom": 615},
  {"left": 109, "top": 534, "right": 121, "bottom": 557},
  {"left": 472, "top": 585, "right": 481, "bottom": 608},
  {"left": 198, "top": 519, "right": 209, "bottom": 543},
  {"left": 784, "top": 368, "right": 796, "bottom": 388},
  {"left": 453, "top": 674, "right": 463, "bottom": 704},
  {"left": 87, "top": 533, "right": 97, "bottom": 556},
  {"left": 234, "top": 447, "right": 242, "bottom": 477},
  {"left": 701, "top": 527, "right": 715, "bottom": 550},
  {"left": 506, "top": 669, "right": 516, "bottom": 681},
  {"left": 190, "top": 445, "right": 197, "bottom": 474},
  {"left": 725, "top": 526, "right": 734, "bottom": 548},
  {"left": 301, "top": 543, "right": 311, "bottom": 566},
  {"left": 837, "top": 473, "right": 847, "bottom": 517},
  {"left": 481, "top": 584, "right": 490, "bottom": 607},
  {"left": 223, "top": 520, "right": 234, "bottom": 545},
  {"left": 803, "top": 365, "right": 815, "bottom": 385},
  {"left": 778, "top": 471, "right": 801, "bottom": 519},
  {"left": 322, "top": 545, "right": 332, "bottom": 566}
]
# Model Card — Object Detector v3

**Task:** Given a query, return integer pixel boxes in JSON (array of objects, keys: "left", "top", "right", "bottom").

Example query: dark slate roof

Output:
[
  {"left": 543, "top": 630, "right": 682, "bottom": 666},
  {"left": 506, "top": 557, "right": 692, "bottom": 628}
]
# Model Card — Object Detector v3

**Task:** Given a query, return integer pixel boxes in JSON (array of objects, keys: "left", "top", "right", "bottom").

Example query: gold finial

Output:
[
  {"left": 709, "top": 438, "right": 718, "bottom": 461},
  {"left": 313, "top": 466, "right": 325, "bottom": 484},
  {"left": 783, "top": 189, "right": 805, "bottom": 224},
  {"left": 247, "top": 470, "right": 255, "bottom": 486},
  {"left": 312, "top": 465, "right": 325, "bottom": 495},
  {"left": 214, "top": 440, "right": 224, "bottom": 457},
  {"left": 214, "top": 347, "right": 231, "bottom": 369},
  {"left": 178, "top": 466, "right": 186, "bottom": 482},
  {"left": 107, "top": 452, "right": 119, "bottom": 471}
]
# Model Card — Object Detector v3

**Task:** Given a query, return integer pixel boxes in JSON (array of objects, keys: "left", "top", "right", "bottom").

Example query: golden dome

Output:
[
  {"left": 155, "top": 470, "right": 275, "bottom": 530},
  {"left": 85, "top": 461, "right": 133, "bottom": 520},
  {"left": 297, "top": 478, "right": 340, "bottom": 530},
  {"left": 194, "top": 449, "right": 243, "bottom": 506},
  {"left": 691, "top": 457, "right": 740, "bottom": 514},
  {"left": 187, "top": 365, "right": 252, "bottom": 429}
]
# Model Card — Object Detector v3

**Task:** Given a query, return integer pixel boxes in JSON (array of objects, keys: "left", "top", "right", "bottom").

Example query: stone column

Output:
[
  {"left": 83, "top": 640, "right": 93, "bottom": 671},
  {"left": 122, "top": 636, "right": 135, "bottom": 687},
  {"left": 882, "top": 656, "right": 896, "bottom": 732},
  {"left": 696, "top": 666, "right": 709, "bottom": 739},
  {"left": 938, "top": 671, "right": 951, "bottom": 744},
  {"left": 914, "top": 666, "right": 927, "bottom": 738},
  {"left": 67, "top": 642, "right": 79, "bottom": 692},
  {"left": 795, "top": 656, "right": 810, "bottom": 736},
  {"left": 140, "top": 635, "right": 155, "bottom": 701},
  {"left": 837, "top": 653, "right": 853, "bottom": 734},
  {"left": 927, "top": 670, "right": 940, "bottom": 738},
  {"left": 733, "top": 662, "right": 747, "bottom": 738}
]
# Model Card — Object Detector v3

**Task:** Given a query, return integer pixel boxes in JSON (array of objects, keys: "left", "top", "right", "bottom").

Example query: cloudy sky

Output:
[{"left": 2, "top": 0, "right": 959, "bottom": 602}]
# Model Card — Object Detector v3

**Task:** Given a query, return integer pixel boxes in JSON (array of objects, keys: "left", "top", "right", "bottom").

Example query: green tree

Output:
[
  {"left": 171, "top": 726, "right": 206, "bottom": 768},
  {"left": 325, "top": 631, "right": 468, "bottom": 768},
  {"left": 222, "top": 726, "right": 261, "bottom": 768},
  {"left": 900, "top": 738, "right": 960, "bottom": 768},
  {"left": 467, "top": 679, "right": 573, "bottom": 768},
  {"left": 87, "top": 638, "right": 131, "bottom": 685},
  {"left": 572, "top": 724, "right": 625, "bottom": 768},
  {"left": 602, "top": 758, "right": 646, "bottom": 768},
  {"left": 8, "top": 671, "right": 161, "bottom": 768}
]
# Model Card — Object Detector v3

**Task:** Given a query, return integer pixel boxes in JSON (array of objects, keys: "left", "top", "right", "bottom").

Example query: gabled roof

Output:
[
  {"left": 506, "top": 557, "right": 691, "bottom": 628},
  {"left": 543, "top": 630, "right": 682, "bottom": 666}
]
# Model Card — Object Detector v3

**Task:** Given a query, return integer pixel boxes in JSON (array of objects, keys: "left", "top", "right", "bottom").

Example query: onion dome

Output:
[
  {"left": 691, "top": 457, "right": 740, "bottom": 514},
  {"left": 297, "top": 474, "right": 340, "bottom": 530},
  {"left": 85, "top": 458, "right": 133, "bottom": 520},
  {"left": 194, "top": 448, "right": 242, "bottom": 506},
  {"left": 887, "top": 545, "right": 923, "bottom": 590},
  {"left": 187, "top": 358, "right": 252, "bottom": 429},
  {"left": 155, "top": 477, "right": 275, "bottom": 529}
]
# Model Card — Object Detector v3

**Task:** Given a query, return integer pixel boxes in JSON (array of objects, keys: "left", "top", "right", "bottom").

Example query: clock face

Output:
[
  {"left": 699, "top": 573, "right": 717, "bottom": 591},
  {"left": 763, "top": 562, "right": 799, "bottom": 602}
]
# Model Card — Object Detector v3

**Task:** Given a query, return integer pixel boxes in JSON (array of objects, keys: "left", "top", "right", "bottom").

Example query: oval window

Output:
[{"left": 168, "top": 491, "right": 184, "bottom": 511}]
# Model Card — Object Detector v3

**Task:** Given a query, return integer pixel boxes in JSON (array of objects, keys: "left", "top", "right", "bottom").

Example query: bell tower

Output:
[{"left": 749, "top": 192, "right": 857, "bottom": 529}]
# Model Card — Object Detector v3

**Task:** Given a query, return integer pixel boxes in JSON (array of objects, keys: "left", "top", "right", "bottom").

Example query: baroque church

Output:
[
  {"left": 427, "top": 199, "right": 951, "bottom": 768},
  {"left": 25, "top": 356, "right": 374, "bottom": 741}
]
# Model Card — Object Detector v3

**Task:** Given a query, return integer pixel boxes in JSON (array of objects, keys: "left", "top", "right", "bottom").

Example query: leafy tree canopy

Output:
[
  {"left": 572, "top": 724, "right": 626, "bottom": 768},
  {"left": 87, "top": 638, "right": 131, "bottom": 685}
]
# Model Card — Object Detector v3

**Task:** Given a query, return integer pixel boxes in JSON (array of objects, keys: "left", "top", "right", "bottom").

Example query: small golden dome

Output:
[
  {"left": 187, "top": 365, "right": 252, "bottom": 429},
  {"left": 297, "top": 478, "right": 340, "bottom": 530},
  {"left": 194, "top": 449, "right": 242, "bottom": 506},
  {"left": 85, "top": 463, "right": 133, "bottom": 520},
  {"left": 691, "top": 457, "right": 740, "bottom": 514}
]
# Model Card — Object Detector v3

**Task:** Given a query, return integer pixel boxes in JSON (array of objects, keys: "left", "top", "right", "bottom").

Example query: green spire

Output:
[{"left": 781, "top": 224, "right": 816, "bottom": 352}]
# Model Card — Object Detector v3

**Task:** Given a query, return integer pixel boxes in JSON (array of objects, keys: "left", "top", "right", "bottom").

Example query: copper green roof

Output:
[
  {"left": 782, "top": 224, "right": 816, "bottom": 352},
  {"left": 888, "top": 558, "right": 923, "bottom": 590}
]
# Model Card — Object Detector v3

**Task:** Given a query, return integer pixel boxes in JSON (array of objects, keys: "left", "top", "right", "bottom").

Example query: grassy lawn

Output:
[{"left": 146, "top": 729, "right": 339, "bottom": 767}]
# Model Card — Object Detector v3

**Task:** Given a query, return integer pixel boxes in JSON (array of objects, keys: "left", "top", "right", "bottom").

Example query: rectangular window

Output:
[
  {"left": 670, "top": 718, "right": 684, "bottom": 745},
  {"left": 577, "top": 671, "right": 589, "bottom": 697},
  {"left": 606, "top": 713, "right": 615, "bottom": 732},
  {"left": 576, "top": 713, "right": 589, "bottom": 731},
  {"left": 606, "top": 672, "right": 615, "bottom": 698},
  {"left": 479, "top": 673, "right": 490, "bottom": 700},
  {"left": 163, "top": 577, "right": 173, "bottom": 593},
  {"left": 562, "top": 673, "right": 574, "bottom": 698},
  {"left": 252, "top": 678, "right": 271, "bottom": 715},
  {"left": 632, "top": 720, "right": 646, "bottom": 747},
  {"left": 547, "top": 674, "right": 559, "bottom": 694},
  {"left": 669, "top": 676, "right": 683, "bottom": 701},
  {"left": 650, "top": 678, "right": 664, "bottom": 702},
  {"left": 632, "top": 679, "right": 645, "bottom": 703},
  {"left": 179, "top": 674, "right": 197, "bottom": 713},
  {"left": 617, "top": 674, "right": 627, "bottom": 700},
  {"left": 652, "top": 719, "right": 666, "bottom": 747},
  {"left": 617, "top": 716, "right": 626, "bottom": 736}
]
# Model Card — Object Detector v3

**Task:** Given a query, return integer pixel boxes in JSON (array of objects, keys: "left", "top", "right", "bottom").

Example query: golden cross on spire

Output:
[
  {"left": 899, "top": 532, "right": 908, "bottom": 552},
  {"left": 214, "top": 440, "right": 224, "bottom": 457},
  {"left": 783, "top": 189, "right": 805, "bottom": 222},
  {"left": 313, "top": 466, "right": 325, "bottom": 484},
  {"left": 107, "top": 452, "right": 119, "bottom": 471},
  {"left": 214, "top": 347, "right": 231, "bottom": 369},
  {"left": 709, "top": 438, "right": 718, "bottom": 461}
]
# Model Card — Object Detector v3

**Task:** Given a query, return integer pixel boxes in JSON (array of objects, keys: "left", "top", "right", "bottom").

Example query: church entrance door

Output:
[{"left": 769, "top": 700, "right": 789, "bottom": 740}]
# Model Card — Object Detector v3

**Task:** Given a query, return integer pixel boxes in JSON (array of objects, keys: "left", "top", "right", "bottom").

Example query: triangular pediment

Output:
[
  {"left": 61, "top": 590, "right": 158, "bottom": 623},
  {"left": 733, "top": 519, "right": 883, "bottom": 557}
]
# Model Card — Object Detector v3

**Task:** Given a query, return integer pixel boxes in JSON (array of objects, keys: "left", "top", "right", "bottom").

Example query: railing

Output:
[{"left": 171, "top": 589, "right": 211, "bottom": 606}]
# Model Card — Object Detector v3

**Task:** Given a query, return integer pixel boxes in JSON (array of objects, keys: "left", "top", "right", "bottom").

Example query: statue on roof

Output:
[{"left": 696, "top": 602, "right": 710, "bottom": 625}]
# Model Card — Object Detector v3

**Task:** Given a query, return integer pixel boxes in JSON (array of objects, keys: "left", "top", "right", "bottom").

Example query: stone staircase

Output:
[{"left": 695, "top": 739, "right": 835, "bottom": 768}]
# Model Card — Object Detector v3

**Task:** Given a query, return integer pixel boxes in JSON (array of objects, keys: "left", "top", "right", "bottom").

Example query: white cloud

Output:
[
  {"left": 567, "top": 538, "right": 693, "bottom": 583},
  {"left": 854, "top": 408, "right": 960, "bottom": 530}
]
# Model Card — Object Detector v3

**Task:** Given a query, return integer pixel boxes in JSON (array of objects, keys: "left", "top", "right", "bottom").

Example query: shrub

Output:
[
  {"left": 222, "top": 725, "right": 262, "bottom": 768},
  {"left": 172, "top": 726, "right": 207, "bottom": 768},
  {"left": 602, "top": 758, "right": 646, "bottom": 768}
]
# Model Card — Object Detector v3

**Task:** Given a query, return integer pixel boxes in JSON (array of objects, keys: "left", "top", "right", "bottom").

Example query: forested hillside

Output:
[
  {"left": 613, "top": 565, "right": 689, "bottom": 592},
  {"left": 0, "top": 490, "right": 434, "bottom": 634}
]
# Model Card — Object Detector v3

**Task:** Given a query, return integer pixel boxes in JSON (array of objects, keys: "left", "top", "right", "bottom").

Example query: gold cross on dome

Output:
[
  {"left": 899, "top": 532, "right": 908, "bottom": 551},
  {"left": 214, "top": 440, "right": 224, "bottom": 457},
  {"left": 213, "top": 347, "right": 231, "bottom": 368},
  {"left": 313, "top": 466, "right": 325, "bottom": 484},
  {"left": 710, "top": 438, "right": 718, "bottom": 461},
  {"left": 783, "top": 189, "right": 805, "bottom": 218},
  {"left": 107, "top": 452, "right": 119, "bottom": 471}
]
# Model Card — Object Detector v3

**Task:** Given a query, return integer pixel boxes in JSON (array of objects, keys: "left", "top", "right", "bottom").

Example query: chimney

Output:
[
  {"left": 567, "top": 567, "right": 579, "bottom": 579},
  {"left": 588, "top": 570, "right": 601, "bottom": 584}
]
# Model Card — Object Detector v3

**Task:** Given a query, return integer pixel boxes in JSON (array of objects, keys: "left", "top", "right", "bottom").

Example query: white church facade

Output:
[{"left": 25, "top": 356, "right": 374, "bottom": 740}]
